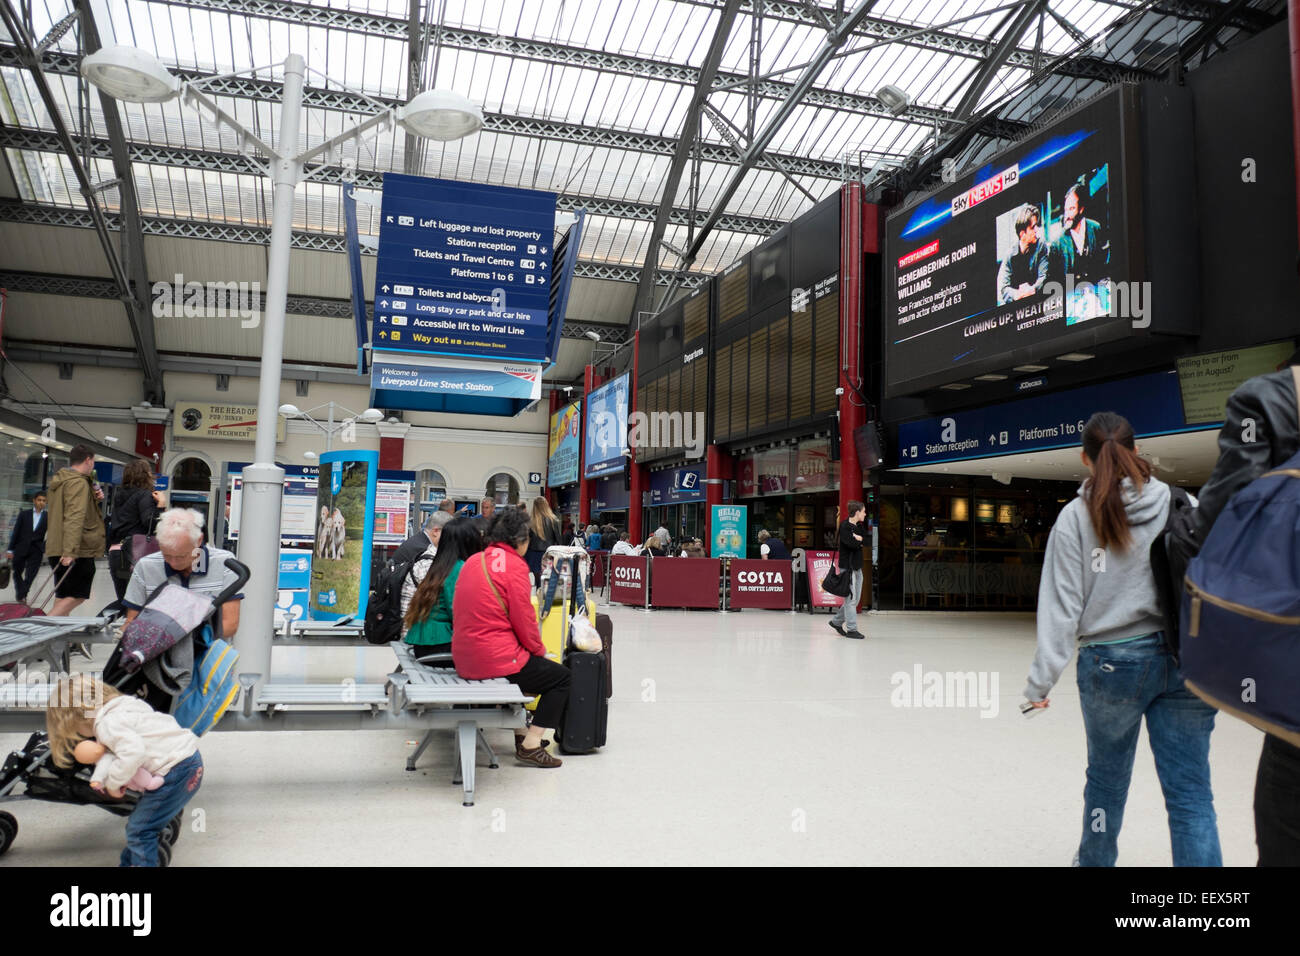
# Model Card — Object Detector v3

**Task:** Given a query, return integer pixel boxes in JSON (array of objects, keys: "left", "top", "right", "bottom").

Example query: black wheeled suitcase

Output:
[
  {"left": 594, "top": 613, "right": 613, "bottom": 699},
  {"left": 559, "top": 651, "right": 608, "bottom": 754}
]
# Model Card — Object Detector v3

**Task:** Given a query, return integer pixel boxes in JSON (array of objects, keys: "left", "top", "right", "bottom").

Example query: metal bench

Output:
[
  {"left": 0, "top": 616, "right": 114, "bottom": 672},
  {"left": 276, "top": 620, "right": 370, "bottom": 646},
  {"left": 390, "top": 643, "right": 530, "bottom": 803},
  {"left": 256, "top": 683, "right": 391, "bottom": 710}
]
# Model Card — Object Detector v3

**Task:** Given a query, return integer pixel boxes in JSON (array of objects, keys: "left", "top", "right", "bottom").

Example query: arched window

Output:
[
  {"left": 419, "top": 469, "right": 447, "bottom": 504},
  {"left": 170, "top": 457, "right": 212, "bottom": 529},
  {"left": 485, "top": 472, "right": 520, "bottom": 506}
]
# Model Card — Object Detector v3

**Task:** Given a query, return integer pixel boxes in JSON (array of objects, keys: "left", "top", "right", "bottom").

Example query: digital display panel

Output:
[{"left": 884, "top": 87, "right": 1134, "bottom": 395}]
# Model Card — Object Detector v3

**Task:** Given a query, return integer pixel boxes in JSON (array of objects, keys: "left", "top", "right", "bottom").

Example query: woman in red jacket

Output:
[{"left": 453, "top": 507, "right": 571, "bottom": 768}]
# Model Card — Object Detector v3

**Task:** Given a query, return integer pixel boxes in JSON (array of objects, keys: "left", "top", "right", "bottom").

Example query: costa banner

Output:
[
  {"left": 609, "top": 554, "right": 649, "bottom": 606},
  {"left": 729, "top": 559, "right": 793, "bottom": 610},
  {"left": 651, "top": 557, "right": 720, "bottom": 609},
  {"left": 804, "top": 549, "right": 846, "bottom": 609}
]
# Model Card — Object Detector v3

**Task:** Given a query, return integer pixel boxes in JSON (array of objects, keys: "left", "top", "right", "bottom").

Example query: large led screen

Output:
[{"left": 885, "top": 87, "right": 1134, "bottom": 395}]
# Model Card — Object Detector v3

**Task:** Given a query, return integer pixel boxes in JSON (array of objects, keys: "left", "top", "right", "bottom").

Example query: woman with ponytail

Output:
[{"left": 1024, "top": 411, "right": 1221, "bottom": 866}]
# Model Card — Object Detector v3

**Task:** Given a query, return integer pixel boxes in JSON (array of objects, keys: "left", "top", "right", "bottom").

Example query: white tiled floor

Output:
[{"left": 0, "top": 567, "right": 1264, "bottom": 866}]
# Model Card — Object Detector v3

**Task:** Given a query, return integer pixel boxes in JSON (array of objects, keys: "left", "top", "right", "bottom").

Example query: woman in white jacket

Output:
[
  {"left": 1024, "top": 412, "right": 1220, "bottom": 867},
  {"left": 47, "top": 673, "right": 203, "bottom": 866}
]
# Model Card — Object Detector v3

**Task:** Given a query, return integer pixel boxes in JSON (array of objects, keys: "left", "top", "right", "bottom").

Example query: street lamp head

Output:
[
  {"left": 81, "top": 46, "right": 180, "bottom": 103},
  {"left": 584, "top": 330, "right": 601, "bottom": 342},
  {"left": 399, "top": 89, "right": 483, "bottom": 141},
  {"left": 277, "top": 404, "right": 302, "bottom": 418},
  {"left": 358, "top": 408, "right": 385, "bottom": 423},
  {"left": 303, "top": 451, "right": 318, "bottom": 460}
]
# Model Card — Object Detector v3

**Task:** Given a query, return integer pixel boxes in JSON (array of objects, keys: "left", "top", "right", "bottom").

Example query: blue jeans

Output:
[
  {"left": 1075, "top": 634, "right": 1220, "bottom": 866},
  {"left": 120, "top": 751, "right": 203, "bottom": 867}
]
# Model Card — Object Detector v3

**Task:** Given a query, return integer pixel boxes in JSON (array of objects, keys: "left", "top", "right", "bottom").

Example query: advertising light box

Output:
[
  {"left": 548, "top": 400, "right": 582, "bottom": 487},
  {"left": 584, "top": 373, "right": 630, "bottom": 479},
  {"left": 884, "top": 86, "right": 1141, "bottom": 396}
]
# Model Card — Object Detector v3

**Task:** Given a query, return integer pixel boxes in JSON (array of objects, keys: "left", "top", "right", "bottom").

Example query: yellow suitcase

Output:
[{"left": 526, "top": 593, "right": 596, "bottom": 711}]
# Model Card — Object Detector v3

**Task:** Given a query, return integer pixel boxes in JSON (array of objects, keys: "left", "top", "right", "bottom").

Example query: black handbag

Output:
[{"left": 820, "top": 560, "right": 853, "bottom": 598}]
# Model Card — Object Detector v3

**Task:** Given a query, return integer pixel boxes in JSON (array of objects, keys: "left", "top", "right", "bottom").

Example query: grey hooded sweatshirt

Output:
[{"left": 1023, "top": 475, "right": 1173, "bottom": 701}]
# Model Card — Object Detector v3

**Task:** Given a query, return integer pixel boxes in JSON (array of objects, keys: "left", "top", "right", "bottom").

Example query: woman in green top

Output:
[{"left": 404, "top": 517, "right": 482, "bottom": 654}]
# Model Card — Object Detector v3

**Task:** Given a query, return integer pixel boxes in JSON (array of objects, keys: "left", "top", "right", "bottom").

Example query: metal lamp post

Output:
[
  {"left": 279, "top": 403, "right": 384, "bottom": 452},
  {"left": 81, "top": 45, "right": 482, "bottom": 701}
]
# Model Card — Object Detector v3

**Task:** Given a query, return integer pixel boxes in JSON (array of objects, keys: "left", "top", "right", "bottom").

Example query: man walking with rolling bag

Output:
[
  {"left": 45, "top": 444, "right": 106, "bottom": 617},
  {"left": 6, "top": 490, "right": 47, "bottom": 603},
  {"left": 828, "top": 501, "right": 867, "bottom": 640}
]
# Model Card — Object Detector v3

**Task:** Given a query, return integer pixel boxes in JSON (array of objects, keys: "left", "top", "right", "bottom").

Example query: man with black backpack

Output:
[{"left": 1168, "top": 350, "right": 1300, "bottom": 866}]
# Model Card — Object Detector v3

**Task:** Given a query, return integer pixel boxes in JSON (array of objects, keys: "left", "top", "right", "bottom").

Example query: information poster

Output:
[
  {"left": 711, "top": 505, "right": 747, "bottom": 558},
  {"left": 310, "top": 450, "right": 378, "bottom": 621},
  {"left": 228, "top": 465, "right": 319, "bottom": 543},
  {"left": 373, "top": 480, "right": 413, "bottom": 546},
  {"left": 1176, "top": 342, "right": 1295, "bottom": 425}
]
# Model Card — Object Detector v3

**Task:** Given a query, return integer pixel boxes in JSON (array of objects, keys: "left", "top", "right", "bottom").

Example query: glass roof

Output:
[{"left": 0, "top": 0, "right": 1285, "bottom": 290}]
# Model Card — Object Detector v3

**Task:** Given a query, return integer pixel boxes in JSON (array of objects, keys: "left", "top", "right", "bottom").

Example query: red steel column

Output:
[
  {"left": 578, "top": 364, "right": 594, "bottom": 526},
  {"left": 627, "top": 329, "right": 645, "bottom": 544},
  {"left": 132, "top": 403, "right": 169, "bottom": 471},
  {"left": 704, "top": 443, "right": 733, "bottom": 546},
  {"left": 838, "top": 182, "right": 866, "bottom": 516}
]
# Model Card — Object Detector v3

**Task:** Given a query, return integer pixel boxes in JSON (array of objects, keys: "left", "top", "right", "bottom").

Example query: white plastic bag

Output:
[{"left": 569, "top": 615, "right": 603, "bottom": 653}]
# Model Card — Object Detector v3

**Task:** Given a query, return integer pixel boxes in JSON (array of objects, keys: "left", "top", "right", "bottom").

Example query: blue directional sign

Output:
[
  {"left": 373, "top": 174, "right": 556, "bottom": 363},
  {"left": 896, "top": 370, "right": 1208, "bottom": 467}
]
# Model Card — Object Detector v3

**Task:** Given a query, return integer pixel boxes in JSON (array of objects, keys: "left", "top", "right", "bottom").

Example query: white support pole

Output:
[{"left": 237, "top": 53, "right": 305, "bottom": 703}]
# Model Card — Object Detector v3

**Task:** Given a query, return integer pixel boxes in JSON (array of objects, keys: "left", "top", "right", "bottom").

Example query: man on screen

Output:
[
  {"left": 1050, "top": 183, "right": 1106, "bottom": 285},
  {"left": 997, "top": 204, "right": 1049, "bottom": 303}
]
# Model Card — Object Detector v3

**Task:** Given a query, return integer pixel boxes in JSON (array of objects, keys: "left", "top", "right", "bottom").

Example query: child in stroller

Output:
[
  {"left": 0, "top": 556, "right": 248, "bottom": 864},
  {"left": 46, "top": 673, "right": 203, "bottom": 867}
]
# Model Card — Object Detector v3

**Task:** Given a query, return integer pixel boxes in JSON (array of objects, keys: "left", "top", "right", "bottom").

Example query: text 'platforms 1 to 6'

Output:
[{"left": 373, "top": 174, "right": 557, "bottom": 363}]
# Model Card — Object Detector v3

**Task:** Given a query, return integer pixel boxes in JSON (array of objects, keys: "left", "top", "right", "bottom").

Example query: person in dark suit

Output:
[{"left": 6, "top": 490, "right": 48, "bottom": 602}]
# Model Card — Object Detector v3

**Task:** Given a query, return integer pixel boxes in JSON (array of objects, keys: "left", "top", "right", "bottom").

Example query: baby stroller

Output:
[{"left": 0, "top": 556, "right": 250, "bottom": 864}]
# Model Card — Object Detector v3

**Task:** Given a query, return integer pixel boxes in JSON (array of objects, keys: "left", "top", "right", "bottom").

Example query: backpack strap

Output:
[
  {"left": 480, "top": 551, "right": 508, "bottom": 618},
  {"left": 1293, "top": 365, "right": 1300, "bottom": 423}
]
